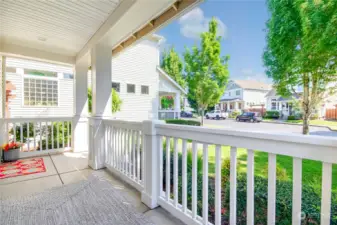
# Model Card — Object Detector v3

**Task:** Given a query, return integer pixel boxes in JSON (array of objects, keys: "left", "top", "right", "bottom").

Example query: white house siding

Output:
[
  {"left": 87, "top": 40, "right": 160, "bottom": 121},
  {"left": 6, "top": 57, "right": 74, "bottom": 118},
  {"left": 222, "top": 88, "right": 243, "bottom": 100},
  {"left": 242, "top": 89, "right": 269, "bottom": 107}
]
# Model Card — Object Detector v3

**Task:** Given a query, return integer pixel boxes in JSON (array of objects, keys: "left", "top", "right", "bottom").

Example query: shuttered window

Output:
[{"left": 24, "top": 77, "right": 58, "bottom": 106}]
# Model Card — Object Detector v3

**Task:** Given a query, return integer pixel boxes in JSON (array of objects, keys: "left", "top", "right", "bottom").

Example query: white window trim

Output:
[{"left": 22, "top": 74, "right": 59, "bottom": 108}]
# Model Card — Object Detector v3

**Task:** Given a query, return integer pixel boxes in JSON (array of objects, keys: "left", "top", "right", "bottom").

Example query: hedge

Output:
[
  {"left": 165, "top": 119, "right": 201, "bottom": 126},
  {"left": 162, "top": 148, "right": 337, "bottom": 224},
  {"left": 264, "top": 110, "right": 280, "bottom": 119},
  {"left": 287, "top": 115, "right": 296, "bottom": 120},
  {"left": 229, "top": 111, "right": 241, "bottom": 118}
]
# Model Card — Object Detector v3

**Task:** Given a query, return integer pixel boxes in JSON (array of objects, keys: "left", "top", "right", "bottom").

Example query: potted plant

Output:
[{"left": 1, "top": 142, "right": 22, "bottom": 162}]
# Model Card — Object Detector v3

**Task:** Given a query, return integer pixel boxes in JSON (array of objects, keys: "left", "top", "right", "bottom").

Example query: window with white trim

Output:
[{"left": 24, "top": 77, "right": 58, "bottom": 106}]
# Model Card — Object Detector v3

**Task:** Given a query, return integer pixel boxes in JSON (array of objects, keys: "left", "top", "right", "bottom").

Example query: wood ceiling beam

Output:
[{"left": 112, "top": 0, "right": 198, "bottom": 56}]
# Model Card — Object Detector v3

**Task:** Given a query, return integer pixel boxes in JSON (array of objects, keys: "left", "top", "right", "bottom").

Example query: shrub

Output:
[
  {"left": 287, "top": 115, "right": 296, "bottom": 120},
  {"left": 264, "top": 110, "right": 280, "bottom": 119},
  {"left": 229, "top": 111, "right": 241, "bottom": 118},
  {"left": 165, "top": 119, "right": 201, "bottom": 126},
  {"left": 310, "top": 113, "right": 319, "bottom": 120}
]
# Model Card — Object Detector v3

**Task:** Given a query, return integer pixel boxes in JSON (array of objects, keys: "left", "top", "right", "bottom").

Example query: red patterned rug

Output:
[{"left": 0, "top": 158, "right": 46, "bottom": 179}]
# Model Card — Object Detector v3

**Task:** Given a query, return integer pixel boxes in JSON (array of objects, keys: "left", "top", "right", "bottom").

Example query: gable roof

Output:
[
  {"left": 232, "top": 80, "right": 272, "bottom": 91},
  {"left": 157, "top": 67, "right": 187, "bottom": 95}
]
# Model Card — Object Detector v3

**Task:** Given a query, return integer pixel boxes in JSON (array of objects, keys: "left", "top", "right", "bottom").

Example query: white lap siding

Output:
[
  {"left": 6, "top": 57, "right": 73, "bottom": 118},
  {"left": 88, "top": 39, "right": 160, "bottom": 121}
]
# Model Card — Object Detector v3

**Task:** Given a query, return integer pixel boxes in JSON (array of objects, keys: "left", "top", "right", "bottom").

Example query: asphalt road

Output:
[{"left": 201, "top": 118, "right": 337, "bottom": 137}]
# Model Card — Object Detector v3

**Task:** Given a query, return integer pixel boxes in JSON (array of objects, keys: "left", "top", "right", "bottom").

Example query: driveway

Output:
[{"left": 202, "top": 118, "right": 337, "bottom": 137}]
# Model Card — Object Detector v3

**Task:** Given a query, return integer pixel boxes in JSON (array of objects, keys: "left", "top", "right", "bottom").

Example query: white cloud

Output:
[
  {"left": 178, "top": 7, "right": 227, "bottom": 40},
  {"left": 240, "top": 69, "right": 271, "bottom": 84}
]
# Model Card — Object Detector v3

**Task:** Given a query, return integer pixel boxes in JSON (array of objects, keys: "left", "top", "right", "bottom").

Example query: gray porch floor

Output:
[{"left": 0, "top": 152, "right": 184, "bottom": 225}]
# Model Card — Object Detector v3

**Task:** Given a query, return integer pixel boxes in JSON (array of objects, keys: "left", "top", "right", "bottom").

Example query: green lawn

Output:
[
  {"left": 285, "top": 119, "right": 337, "bottom": 131},
  {"left": 198, "top": 145, "right": 337, "bottom": 192}
]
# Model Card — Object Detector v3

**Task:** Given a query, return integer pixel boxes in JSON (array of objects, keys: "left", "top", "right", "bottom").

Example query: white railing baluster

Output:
[
  {"left": 292, "top": 157, "right": 302, "bottom": 225},
  {"left": 203, "top": 144, "right": 209, "bottom": 225},
  {"left": 137, "top": 130, "right": 141, "bottom": 182},
  {"left": 247, "top": 149, "right": 255, "bottom": 225},
  {"left": 321, "top": 162, "right": 332, "bottom": 225},
  {"left": 116, "top": 128, "right": 119, "bottom": 170},
  {"left": 141, "top": 132, "right": 145, "bottom": 183},
  {"left": 173, "top": 137, "right": 179, "bottom": 207},
  {"left": 13, "top": 123, "right": 16, "bottom": 142},
  {"left": 20, "top": 123, "right": 23, "bottom": 150},
  {"left": 268, "top": 153, "right": 276, "bottom": 225},
  {"left": 124, "top": 129, "right": 128, "bottom": 173},
  {"left": 192, "top": 141, "right": 197, "bottom": 219},
  {"left": 182, "top": 139, "right": 187, "bottom": 213},
  {"left": 215, "top": 145, "right": 222, "bottom": 225},
  {"left": 67, "top": 121, "right": 70, "bottom": 147},
  {"left": 39, "top": 122, "right": 42, "bottom": 151},
  {"left": 230, "top": 146, "right": 237, "bottom": 225},
  {"left": 33, "top": 122, "right": 36, "bottom": 151},
  {"left": 46, "top": 122, "right": 49, "bottom": 151},
  {"left": 128, "top": 130, "right": 132, "bottom": 175},
  {"left": 62, "top": 121, "right": 65, "bottom": 148},
  {"left": 27, "top": 122, "right": 30, "bottom": 152},
  {"left": 111, "top": 126, "right": 114, "bottom": 167},
  {"left": 132, "top": 130, "right": 136, "bottom": 178},
  {"left": 166, "top": 136, "right": 171, "bottom": 202},
  {"left": 159, "top": 136, "right": 163, "bottom": 197},
  {"left": 119, "top": 128, "right": 122, "bottom": 171},
  {"left": 57, "top": 122, "right": 59, "bottom": 149},
  {"left": 51, "top": 122, "right": 54, "bottom": 150}
]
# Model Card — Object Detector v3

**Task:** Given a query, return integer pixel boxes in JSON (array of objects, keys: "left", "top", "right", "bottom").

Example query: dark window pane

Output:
[
  {"left": 141, "top": 85, "right": 149, "bottom": 94},
  {"left": 127, "top": 84, "right": 135, "bottom": 93},
  {"left": 112, "top": 82, "right": 120, "bottom": 92}
]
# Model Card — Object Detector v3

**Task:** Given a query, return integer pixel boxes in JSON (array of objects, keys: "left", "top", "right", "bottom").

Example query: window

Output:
[
  {"left": 63, "top": 73, "right": 74, "bottom": 79},
  {"left": 24, "top": 69, "right": 57, "bottom": 78},
  {"left": 24, "top": 77, "right": 58, "bottom": 106},
  {"left": 112, "top": 82, "right": 120, "bottom": 92},
  {"left": 127, "top": 84, "right": 135, "bottom": 93},
  {"left": 141, "top": 85, "right": 149, "bottom": 94},
  {"left": 236, "top": 90, "right": 240, "bottom": 96}
]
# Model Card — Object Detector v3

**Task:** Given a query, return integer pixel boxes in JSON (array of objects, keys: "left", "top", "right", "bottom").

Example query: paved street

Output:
[{"left": 202, "top": 118, "right": 337, "bottom": 137}]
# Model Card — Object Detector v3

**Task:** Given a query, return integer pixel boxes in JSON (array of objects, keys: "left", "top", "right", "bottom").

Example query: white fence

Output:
[
  {"left": 1, "top": 117, "right": 72, "bottom": 158},
  {"left": 98, "top": 119, "right": 337, "bottom": 225}
]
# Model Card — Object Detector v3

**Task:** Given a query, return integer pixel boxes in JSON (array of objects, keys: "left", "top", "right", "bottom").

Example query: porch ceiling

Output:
[
  {"left": 0, "top": 0, "right": 121, "bottom": 58},
  {"left": 0, "top": 0, "right": 199, "bottom": 65}
]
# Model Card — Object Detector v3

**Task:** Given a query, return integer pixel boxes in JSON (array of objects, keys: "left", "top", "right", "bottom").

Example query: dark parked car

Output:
[
  {"left": 181, "top": 111, "right": 193, "bottom": 118},
  {"left": 236, "top": 112, "right": 262, "bottom": 122}
]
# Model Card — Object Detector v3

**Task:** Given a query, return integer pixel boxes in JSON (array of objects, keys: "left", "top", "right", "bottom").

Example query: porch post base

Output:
[
  {"left": 88, "top": 117, "right": 106, "bottom": 170},
  {"left": 141, "top": 192, "right": 159, "bottom": 209}
]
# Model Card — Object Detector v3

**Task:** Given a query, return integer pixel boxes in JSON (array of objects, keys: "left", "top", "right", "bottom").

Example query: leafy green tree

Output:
[
  {"left": 161, "top": 47, "right": 186, "bottom": 88},
  {"left": 264, "top": 0, "right": 337, "bottom": 134},
  {"left": 184, "top": 18, "right": 230, "bottom": 125},
  {"left": 88, "top": 88, "right": 122, "bottom": 113}
]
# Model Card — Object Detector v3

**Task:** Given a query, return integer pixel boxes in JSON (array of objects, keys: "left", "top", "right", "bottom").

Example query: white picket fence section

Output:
[
  {"left": 2, "top": 117, "right": 72, "bottom": 158},
  {"left": 99, "top": 120, "right": 337, "bottom": 225}
]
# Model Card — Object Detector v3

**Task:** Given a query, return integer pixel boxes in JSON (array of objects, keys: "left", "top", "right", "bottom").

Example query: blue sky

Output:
[{"left": 157, "top": 1, "right": 272, "bottom": 83}]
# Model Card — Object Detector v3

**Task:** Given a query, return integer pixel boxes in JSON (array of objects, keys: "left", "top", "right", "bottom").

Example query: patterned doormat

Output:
[{"left": 0, "top": 158, "right": 46, "bottom": 179}]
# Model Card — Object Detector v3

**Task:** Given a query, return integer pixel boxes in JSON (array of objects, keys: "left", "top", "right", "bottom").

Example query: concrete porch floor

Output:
[{"left": 0, "top": 152, "right": 184, "bottom": 225}]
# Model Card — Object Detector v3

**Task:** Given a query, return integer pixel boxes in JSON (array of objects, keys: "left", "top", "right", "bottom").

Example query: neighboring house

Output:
[
  {"left": 217, "top": 80, "right": 272, "bottom": 112},
  {"left": 265, "top": 88, "right": 301, "bottom": 117},
  {"left": 85, "top": 34, "right": 186, "bottom": 121},
  {"left": 5, "top": 57, "right": 74, "bottom": 118}
]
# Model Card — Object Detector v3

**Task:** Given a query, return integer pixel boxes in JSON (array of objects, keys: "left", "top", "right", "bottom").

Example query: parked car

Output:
[
  {"left": 236, "top": 112, "right": 262, "bottom": 122},
  {"left": 181, "top": 111, "right": 193, "bottom": 118},
  {"left": 205, "top": 110, "right": 228, "bottom": 120}
]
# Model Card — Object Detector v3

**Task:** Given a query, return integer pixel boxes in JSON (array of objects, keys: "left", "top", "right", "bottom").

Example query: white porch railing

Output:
[
  {"left": 158, "top": 110, "right": 180, "bottom": 120},
  {"left": 97, "top": 119, "right": 337, "bottom": 225},
  {"left": 1, "top": 117, "right": 72, "bottom": 158}
]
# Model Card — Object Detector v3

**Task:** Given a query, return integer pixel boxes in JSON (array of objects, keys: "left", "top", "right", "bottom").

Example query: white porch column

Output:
[
  {"left": 174, "top": 92, "right": 181, "bottom": 119},
  {"left": 73, "top": 56, "right": 89, "bottom": 153},
  {"left": 234, "top": 101, "right": 238, "bottom": 110},
  {"left": 88, "top": 40, "right": 112, "bottom": 170},
  {"left": 227, "top": 101, "right": 230, "bottom": 111},
  {"left": 141, "top": 120, "right": 163, "bottom": 208}
]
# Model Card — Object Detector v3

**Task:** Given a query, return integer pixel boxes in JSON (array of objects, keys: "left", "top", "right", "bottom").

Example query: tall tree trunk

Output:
[
  {"left": 201, "top": 109, "right": 204, "bottom": 126},
  {"left": 302, "top": 74, "right": 310, "bottom": 135}
]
